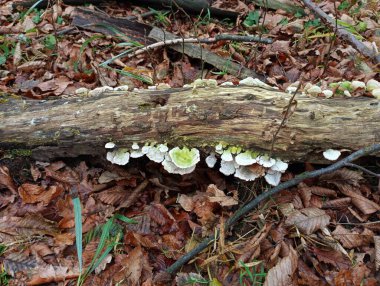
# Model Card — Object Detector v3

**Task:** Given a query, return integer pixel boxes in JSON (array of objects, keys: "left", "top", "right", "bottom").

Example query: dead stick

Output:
[
  {"left": 301, "top": 0, "right": 380, "bottom": 64},
  {"left": 128, "top": 34, "right": 272, "bottom": 58},
  {"left": 165, "top": 143, "right": 380, "bottom": 274}
]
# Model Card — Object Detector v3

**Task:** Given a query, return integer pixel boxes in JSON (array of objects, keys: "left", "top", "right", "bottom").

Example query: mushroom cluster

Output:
[
  {"left": 106, "top": 142, "right": 288, "bottom": 186},
  {"left": 206, "top": 144, "right": 288, "bottom": 186}
]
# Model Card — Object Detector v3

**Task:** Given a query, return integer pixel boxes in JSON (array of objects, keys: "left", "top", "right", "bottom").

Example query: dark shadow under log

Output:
[{"left": 1, "top": 86, "right": 379, "bottom": 162}]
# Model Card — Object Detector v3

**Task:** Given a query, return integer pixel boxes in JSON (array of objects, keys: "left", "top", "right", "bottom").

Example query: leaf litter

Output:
[{"left": 0, "top": 0, "right": 380, "bottom": 285}]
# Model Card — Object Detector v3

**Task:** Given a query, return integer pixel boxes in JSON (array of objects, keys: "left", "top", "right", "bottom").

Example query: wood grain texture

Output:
[{"left": 1, "top": 86, "right": 379, "bottom": 161}]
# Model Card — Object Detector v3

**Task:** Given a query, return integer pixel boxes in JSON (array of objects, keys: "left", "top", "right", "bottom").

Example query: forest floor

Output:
[{"left": 0, "top": 0, "right": 380, "bottom": 285}]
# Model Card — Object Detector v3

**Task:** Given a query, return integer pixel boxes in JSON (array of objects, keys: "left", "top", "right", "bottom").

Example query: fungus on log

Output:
[{"left": 0, "top": 85, "right": 379, "bottom": 162}]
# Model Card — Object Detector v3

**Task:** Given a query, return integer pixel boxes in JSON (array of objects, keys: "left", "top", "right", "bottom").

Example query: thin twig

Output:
[
  {"left": 165, "top": 143, "right": 380, "bottom": 275},
  {"left": 270, "top": 80, "right": 302, "bottom": 156},
  {"left": 344, "top": 163, "right": 380, "bottom": 178},
  {"left": 127, "top": 35, "right": 272, "bottom": 59}
]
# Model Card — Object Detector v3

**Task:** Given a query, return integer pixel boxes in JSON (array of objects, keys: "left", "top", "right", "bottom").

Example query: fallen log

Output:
[{"left": 0, "top": 86, "right": 379, "bottom": 162}]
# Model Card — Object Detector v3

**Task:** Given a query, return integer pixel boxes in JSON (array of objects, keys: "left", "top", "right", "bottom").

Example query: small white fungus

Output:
[
  {"left": 322, "top": 90, "right": 333, "bottom": 98},
  {"left": 366, "top": 79, "right": 380, "bottom": 91},
  {"left": 235, "top": 151, "right": 257, "bottom": 166},
  {"left": 271, "top": 159, "right": 288, "bottom": 172},
  {"left": 220, "top": 81, "right": 234, "bottom": 86},
  {"left": 258, "top": 156, "right": 276, "bottom": 168},
  {"left": 219, "top": 160, "right": 236, "bottom": 176},
  {"left": 105, "top": 142, "right": 115, "bottom": 149},
  {"left": 162, "top": 154, "right": 196, "bottom": 175},
  {"left": 158, "top": 144, "right": 169, "bottom": 153},
  {"left": 234, "top": 166, "right": 259, "bottom": 181},
  {"left": 205, "top": 153, "right": 217, "bottom": 168},
  {"left": 221, "top": 149, "right": 233, "bottom": 162},
  {"left": 351, "top": 81, "right": 365, "bottom": 90},
  {"left": 132, "top": 142, "right": 140, "bottom": 150},
  {"left": 323, "top": 149, "right": 341, "bottom": 161},
  {"left": 146, "top": 146, "right": 166, "bottom": 163},
  {"left": 265, "top": 170, "right": 282, "bottom": 186},
  {"left": 106, "top": 149, "right": 130, "bottom": 165},
  {"left": 114, "top": 85, "right": 129, "bottom": 91}
]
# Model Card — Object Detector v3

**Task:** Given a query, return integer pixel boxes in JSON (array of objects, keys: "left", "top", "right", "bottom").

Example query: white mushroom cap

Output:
[
  {"left": 132, "top": 142, "right": 140, "bottom": 150},
  {"left": 105, "top": 142, "right": 116, "bottom": 149},
  {"left": 258, "top": 156, "right": 276, "bottom": 168},
  {"left": 221, "top": 149, "right": 233, "bottom": 162},
  {"left": 162, "top": 155, "right": 196, "bottom": 175},
  {"left": 323, "top": 149, "right": 341, "bottom": 161},
  {"left": 265, "top": 170, "right": 282, "bottom": 186},
  {"left": 146, "top": 146, "right": 166, "bottom": 163},
  {"left": 270, "top": 159, "right": 288, "bottom": 172},
  {"left": 235, "top": 151, "right": 257, "bottom": 166},
  {"left": 106, "top": 149, "right": 130, "bottom": 165},
  {"left": 219, "top": 160, "right": 236, "bottom": 176},
  {"left": 169, "top": 147, "right": 200, "bottom": 169},
  {"left": 234, "top": 166, "right": 259, "bottom": 181},
  {"left": 205, "top": 153, "right": 217, "bottom": 168}
]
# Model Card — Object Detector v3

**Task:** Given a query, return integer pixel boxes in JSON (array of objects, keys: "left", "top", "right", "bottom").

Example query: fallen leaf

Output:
[
  {"left": 263, "top": 246, "right": 298, "bottom": 286},
  {"left": 285, "top": 208, "right": 330, "bottom": 235}
]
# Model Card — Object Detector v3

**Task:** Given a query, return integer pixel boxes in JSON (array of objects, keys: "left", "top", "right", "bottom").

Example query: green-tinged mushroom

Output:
[{"left": 169, "top": 147, "right": 200, "bottom": 169}]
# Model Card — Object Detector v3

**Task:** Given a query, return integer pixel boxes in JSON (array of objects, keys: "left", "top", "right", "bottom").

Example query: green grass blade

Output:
[
  {"left": 73, "top": 197, "right": 83, "bottom": 274},
  {"left": 114, "top": 213, "right": 137, "bottom": 224}
]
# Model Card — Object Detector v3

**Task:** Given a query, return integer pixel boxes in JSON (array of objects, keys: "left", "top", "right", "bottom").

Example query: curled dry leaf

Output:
[
  {"left": 263, "top": 246, "right": 298, "bottom": 286},
  {"left": 320, "top": 168, "right": 363, "bottom": 187},
  {"left": 0, "top": 165, "right": 18, "bottom": 195},
  {"left": 322, "top": 197, "right": 352, "bottom": 209},
  {"left": 285, "top": 208, "right": 330, "bottom": 235},
  {"left": 206, "top": 184, "right": 238, "bottom": 207},
  {"left": 302, "top": 186, "right": 337, "bottom": 197},
  {"left": 18, "top": 183, "right": 63, "bottom": 206},
  {"left": 338, "top": 184, "right": 380, "bottom": 215},
  {"left": 332, "top": 225, "right": 372, "bottom": 249},
  {"left": 374, "top": 236, "right": 380, "bottom": 271}
]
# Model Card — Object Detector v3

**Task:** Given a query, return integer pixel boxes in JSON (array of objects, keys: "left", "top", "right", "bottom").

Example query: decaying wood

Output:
[{"left": 1, "top": 86, "right": 379, "bottom": 162}]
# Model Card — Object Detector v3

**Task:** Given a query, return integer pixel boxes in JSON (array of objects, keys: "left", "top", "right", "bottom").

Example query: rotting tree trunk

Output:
[{"left": 0, "top": 86, "right": 379, "bottom": 162}]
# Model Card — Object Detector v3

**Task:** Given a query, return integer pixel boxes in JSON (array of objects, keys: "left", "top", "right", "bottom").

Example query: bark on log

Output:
[{"left": 0, "top": 86, "right": 379, "bottom": 162}]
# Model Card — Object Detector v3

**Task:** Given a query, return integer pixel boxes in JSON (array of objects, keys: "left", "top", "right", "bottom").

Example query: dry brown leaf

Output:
[
  {"left": 3, "top": 252, "right": 37, "bottom": 276},
  {"left": 0, "top": 214, "right": 58, "bottom": 242},
  {"left": 18, "top": 183, "right": 63, "bottom": 205},
  {"left": 0, "top": 165, "right": 18, "bottom": 195},
  {"left": 311, "top": 247, "right": 351, "bottom": 270},
  {"left": 119, "top": 246, "right": 152, "bottom": 285},
  {"left": 320, "top": 168, "right": 363, "bottom": 187},
  {"left": 332, "top": 225, "right": 369, "bottom": 248},
  {"left": 177, "top": 194, "right": 194, "bottom": 212},
  {"left": 338, "top": 184, "right": 380, "bottom": 214},
  {"left": 304, "top": 186, "right": 337, "bottom": 197},
  {"left": 27, "top": 265, "right": 78, "bottom": 285},
  {"left": 206, "top": 184, "right": 238, "bottom": 207},
  {"left": 263, "top": 246, "right": 298, "bottom": 286},
  {"left": 285, "top": 208, "right": 330, "bottom": 235},
  {"left": 322, "top": 197, "right": 352, "bottom": 209},
  {"left": 299, "top": 187, "right": 311, "bottom": 208},
  {"left": 97, "top": 185, "right": 129, "bottom": 206},
  {"left": 374, "top": 236, "right": 380, "bottom": 271}
]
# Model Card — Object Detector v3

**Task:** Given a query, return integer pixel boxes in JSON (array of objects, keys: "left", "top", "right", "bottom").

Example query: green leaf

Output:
[
  {"left": 73, "top": 197, "right": 83, "bottom": 274},
  {"left": 0, "top": 55, "right": 6, "bottom": 66},
  {"left": 44, "top": 34, "right": 56, "bottom": 50},
  {"left": 114, "top": 213, "right": 137, "bottom": 224},
  {"left": 243, "top": 11, "right": 260, "bottom": 27}
]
